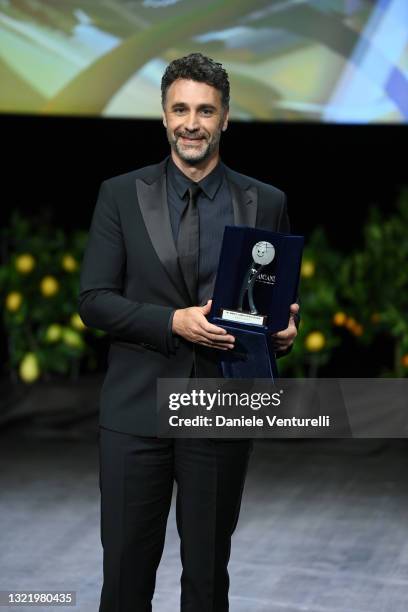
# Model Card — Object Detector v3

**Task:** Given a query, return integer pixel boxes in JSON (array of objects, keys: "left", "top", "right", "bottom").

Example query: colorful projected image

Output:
[{"left": 0, "top": 0, "right": 407, "bottom": 123}]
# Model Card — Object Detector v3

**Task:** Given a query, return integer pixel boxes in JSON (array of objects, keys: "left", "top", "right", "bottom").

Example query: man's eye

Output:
[
  {"left": 201, "top": 109, "right": 213, "bottom": 116},
  {"left": 174, "top": 108, "right": 186, "bottom": 114}
]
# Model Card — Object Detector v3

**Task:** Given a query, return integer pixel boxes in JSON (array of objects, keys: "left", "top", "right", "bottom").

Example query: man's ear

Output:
[
  {"left": 162, "top": 112, "right": 167, "bottom": 129},
  {"left": 222, "top": 109, "right": 229, "bottom": 132}
]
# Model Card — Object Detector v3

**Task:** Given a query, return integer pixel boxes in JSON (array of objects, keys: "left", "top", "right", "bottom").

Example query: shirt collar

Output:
[{"left": 167, "top": 156, "right": 224, "bottom": 201}]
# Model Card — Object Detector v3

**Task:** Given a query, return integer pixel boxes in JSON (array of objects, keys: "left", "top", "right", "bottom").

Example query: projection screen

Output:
[{"left": 0, "top": 0, "right": 407, "bottom": 123}]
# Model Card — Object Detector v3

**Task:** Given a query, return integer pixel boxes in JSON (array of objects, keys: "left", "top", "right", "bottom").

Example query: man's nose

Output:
[{"left": 184, "top": 112, "right": 200, "bottom": 131}]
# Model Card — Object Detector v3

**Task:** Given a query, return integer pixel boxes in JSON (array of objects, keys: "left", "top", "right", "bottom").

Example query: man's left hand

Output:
[{"left": 271, "top": 303, "right": 299, "bottom": 353}]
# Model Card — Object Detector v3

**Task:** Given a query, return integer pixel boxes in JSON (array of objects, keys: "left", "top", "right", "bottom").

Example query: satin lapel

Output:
[
  {"left": 228, "top": 179, "right": 258, "bottom": 228},
  {"left": 136, "top": 173, "right": 190, "bottom": 303}
]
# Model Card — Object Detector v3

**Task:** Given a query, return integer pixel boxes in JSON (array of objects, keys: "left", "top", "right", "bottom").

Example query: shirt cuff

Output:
[{"left": 166, "top": 310, "right": 179, "bottom": 354}]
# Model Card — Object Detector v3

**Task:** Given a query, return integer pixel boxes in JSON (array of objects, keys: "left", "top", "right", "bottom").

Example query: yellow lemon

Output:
[
  {"left": 344, "top": 317, "right": 363, "bottom": 337},
  {"left": 333, "top": 312, "right": 346, "bottom": 326},
  {"left": 62, "top": 254, "right": 78, "bottom": 272},
  {"left": 15, "top": 253, "right": 35, "bottom": 274},
  {"left": 352, "top": 324, "right": 363, "bottom": 337},
  {"left": 19, "top": 352, "right": 40, "bottom": 383},
  {"left": 70, "top": 313, "right": 86, "bottom": 331},
  {"left": 305, "top": 331, "right": 325, "bottom": 352},
  {"left": 62, "top": 328, "right": 84, "bottom": 349},
  {"left": 45, "top": 323, "right": 62, "bottom": 343},
  {"left": 40, "top": 275, "right": 59, "bottom": 297},
  {"left": 6, "top": 291, "right": 23, "bottom": 312},
  {"left": 301, "top": 259, "right": 315, "bottom": 278},
  {"left": 345, "top": 317, "right": 357, "bottom": 331},
  {"left": 401, "top": 354, "right": 408, "bottom": 369}
]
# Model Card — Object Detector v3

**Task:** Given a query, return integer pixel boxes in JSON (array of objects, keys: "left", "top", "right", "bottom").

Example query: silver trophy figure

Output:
[{"left": 237, "top": 241, "right": 275, "bottom": 315}]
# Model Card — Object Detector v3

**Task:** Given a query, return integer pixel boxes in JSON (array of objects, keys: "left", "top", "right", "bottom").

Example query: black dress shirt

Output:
[
  {"left": 167, "top": 157, "right": 234, "bottom": 305},
  {"left": 166, "top": 157, "right": 234, "bottom": 350}
]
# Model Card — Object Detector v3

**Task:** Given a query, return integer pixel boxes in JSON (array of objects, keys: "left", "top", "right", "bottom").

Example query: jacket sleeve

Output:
[
  {"left": 78, "top": 180, "right": 174, "bottom": 356},
  {"left": 277, "top": 192, "right": 291, "bottom": 234},
  {"left": 276, "top": 192, "right": 300, "bottom": 359}
]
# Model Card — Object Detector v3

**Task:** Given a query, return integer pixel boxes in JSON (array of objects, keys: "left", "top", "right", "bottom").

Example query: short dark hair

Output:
[{"left": 161, "top": 53, "right": 230, "bottom": 109}]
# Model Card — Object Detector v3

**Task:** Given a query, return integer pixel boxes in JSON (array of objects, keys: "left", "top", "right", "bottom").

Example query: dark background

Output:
[{"left": 3, "top": 115, "right": 407, "bottom": 248}]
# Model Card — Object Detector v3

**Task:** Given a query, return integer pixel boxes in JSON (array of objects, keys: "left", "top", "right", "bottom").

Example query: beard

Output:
[{"left": 166, "top": 126, "right": 222, "bottom": 166}]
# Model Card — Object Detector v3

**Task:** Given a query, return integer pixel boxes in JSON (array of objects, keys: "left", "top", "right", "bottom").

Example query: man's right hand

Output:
[{"left": 172, "top": 300, "right": 235, "bottom": 350}]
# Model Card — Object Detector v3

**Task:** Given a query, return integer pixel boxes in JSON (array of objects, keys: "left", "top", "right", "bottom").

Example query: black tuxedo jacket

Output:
[{"left": 79, "top": 158, "right": 290, "bottom": 436}]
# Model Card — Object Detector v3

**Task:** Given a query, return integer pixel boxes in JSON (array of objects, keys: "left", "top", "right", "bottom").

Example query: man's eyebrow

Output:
[{"left": 170, "top": 102, "right": 217, "bottom": 110}]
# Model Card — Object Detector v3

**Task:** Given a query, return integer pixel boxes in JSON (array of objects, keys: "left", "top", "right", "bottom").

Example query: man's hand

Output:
[
  {"left": 272, "top": 303, "right": 299, "bottom": 353},
  {"left": 172, "top": 300, "right": 235, "bottom": 350}
]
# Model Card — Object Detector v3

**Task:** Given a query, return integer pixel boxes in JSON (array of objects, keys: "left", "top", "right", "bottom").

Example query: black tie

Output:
[{"left": 177, "top": 184, "right": 201, "bottom": 304}]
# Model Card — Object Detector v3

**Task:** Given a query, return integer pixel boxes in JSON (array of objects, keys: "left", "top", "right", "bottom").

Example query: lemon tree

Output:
[
  {"left": 338, "top": 190, "right": 408, "bottom": 376},
  {"left": 0, "top": 212, "right": 105, "bottom": 383}
]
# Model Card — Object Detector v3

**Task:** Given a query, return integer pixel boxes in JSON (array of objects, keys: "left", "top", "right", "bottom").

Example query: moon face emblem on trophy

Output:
[{"left": 237, "top": 241, "right": 275, "bottom": 315}]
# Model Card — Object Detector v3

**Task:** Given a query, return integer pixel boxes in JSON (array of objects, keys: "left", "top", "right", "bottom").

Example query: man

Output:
[{"left": 79, "top": 53, "right": 298, "bottom": 612}]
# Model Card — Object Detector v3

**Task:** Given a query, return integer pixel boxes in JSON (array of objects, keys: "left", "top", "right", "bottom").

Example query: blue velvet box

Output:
[{"left": 209, "top": 226, "right": 304, "bottom": 379}]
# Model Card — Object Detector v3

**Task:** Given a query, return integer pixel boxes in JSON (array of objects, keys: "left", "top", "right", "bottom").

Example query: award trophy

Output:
[
  {"left": 237, "top": 241, "right": 275, "bottom": 317},
  {"left": 209, "top": 227, "right": 304, "bottom": 379}
]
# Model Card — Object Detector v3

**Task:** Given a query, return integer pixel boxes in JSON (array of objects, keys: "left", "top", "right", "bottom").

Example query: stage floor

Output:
[{"left": 1, "top": 425, "right": 407, "bottom": 612}]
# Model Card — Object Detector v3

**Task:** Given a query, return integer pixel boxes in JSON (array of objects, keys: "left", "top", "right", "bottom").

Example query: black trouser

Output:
[{"left": 98, "top": 427, "right": 252, "bottom": 612}]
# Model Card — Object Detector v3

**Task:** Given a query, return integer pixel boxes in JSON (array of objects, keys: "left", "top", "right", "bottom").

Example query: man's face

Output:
[{"left": 162, "top": 79, "right": 229, "bottom": 166}]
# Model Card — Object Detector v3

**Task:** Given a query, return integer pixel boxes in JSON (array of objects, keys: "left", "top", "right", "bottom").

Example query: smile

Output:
[{"left": 179, "top": 136, "right": 204, "bottom": 143}]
